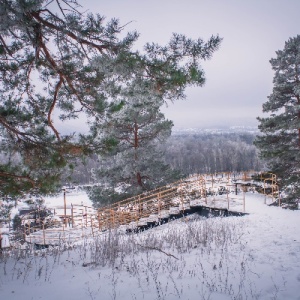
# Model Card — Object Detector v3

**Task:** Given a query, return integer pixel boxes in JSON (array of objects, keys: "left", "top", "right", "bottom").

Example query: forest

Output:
[
  {"left": 64, "top": 131, "right": 263, "bottom": 186},
  {"left": 162, "top": 132, "right": 262, "bottom": 175}
]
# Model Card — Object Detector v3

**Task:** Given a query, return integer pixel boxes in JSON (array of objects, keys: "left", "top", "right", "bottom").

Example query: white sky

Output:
[{"left": 81, "top": 0, "right": 300, "bottom": 129}]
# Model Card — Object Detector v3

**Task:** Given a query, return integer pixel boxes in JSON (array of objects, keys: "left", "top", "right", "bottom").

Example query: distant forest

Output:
[
  {"left": 161, "top": 132, "right": 262, "bottom": 175},
  {"left": 63, "top": 132, "right": 263, "bottom": 186}
]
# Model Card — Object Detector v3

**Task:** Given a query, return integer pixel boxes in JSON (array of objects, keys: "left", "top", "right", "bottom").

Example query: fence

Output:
[{"left": 8, "top": 171, "right": 279, "bottom": 246}]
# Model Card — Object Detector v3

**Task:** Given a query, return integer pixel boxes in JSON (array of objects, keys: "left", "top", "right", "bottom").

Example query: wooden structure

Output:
[{"left": 19, "top": 171, "right": 279, "bottom": 246}]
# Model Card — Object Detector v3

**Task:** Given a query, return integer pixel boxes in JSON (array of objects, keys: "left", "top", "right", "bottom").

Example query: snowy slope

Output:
[{"left": 0, "top": 193, "right": 299, "bottom": 300}]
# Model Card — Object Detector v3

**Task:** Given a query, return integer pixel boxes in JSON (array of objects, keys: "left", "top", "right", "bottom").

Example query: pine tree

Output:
[
  {"left": 0, "top": 0, "right": 221, "bottom": 197},
  {"left": 0, "top": 0, "right": 138, "bottom": 197},
  {"left": 88, "top": 77, "right": 182, "bottom": 206},
  {"left": 255, "top": 35, "right": 300, "bottom": 203}
]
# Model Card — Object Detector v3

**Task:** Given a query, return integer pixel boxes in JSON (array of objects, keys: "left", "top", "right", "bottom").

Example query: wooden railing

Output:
[{"left": 18, "top": 170, "right": 275, "bottom": 246}]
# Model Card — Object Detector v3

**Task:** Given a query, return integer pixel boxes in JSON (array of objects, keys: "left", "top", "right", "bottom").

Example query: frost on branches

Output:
[
  {"left": 88, "top": 77, "right": 182, "bottom": 207},
  {"left": 0, "top": 0, "right": 221, "bottom": 198},
  {"left": 255, "top": 35, "right": 300, "bottom": 204}
]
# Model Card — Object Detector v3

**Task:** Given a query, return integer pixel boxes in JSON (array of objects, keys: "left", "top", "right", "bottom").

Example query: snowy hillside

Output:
[{"left": 0, "top": 193, "right": 299, "bottom": 300}]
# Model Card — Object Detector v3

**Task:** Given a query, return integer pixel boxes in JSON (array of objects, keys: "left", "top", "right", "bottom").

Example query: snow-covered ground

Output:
[
  {"left": 43, "top": 188, "right": 93, "bottom": 208},
  {"left": 0, "top": 192, "right": 299, "bottom": 300}
]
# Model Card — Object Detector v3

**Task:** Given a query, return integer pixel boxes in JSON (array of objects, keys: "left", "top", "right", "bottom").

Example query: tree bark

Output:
[{"left": 137, "top": 172, "right": 143, "bottom": 187}]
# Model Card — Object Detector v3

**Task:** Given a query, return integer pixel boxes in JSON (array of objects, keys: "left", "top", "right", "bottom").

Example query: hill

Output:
[{"left": 0, "top": 192, "right": 299, "bottom": 300}]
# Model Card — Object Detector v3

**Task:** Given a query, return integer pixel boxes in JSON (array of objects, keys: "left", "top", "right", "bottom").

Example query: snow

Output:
[
  {"left": 0, "top": 234, "right": 10, "bottom": 248},
  {"left": 43, "top": 189, "right": 93, "bottom": 208},
  {"left": 0, "top": 192, "right": 300, "bottom": 300}
]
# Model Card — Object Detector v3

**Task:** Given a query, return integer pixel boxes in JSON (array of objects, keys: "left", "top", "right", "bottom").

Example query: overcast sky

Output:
[{"left": 82, "top": 0, "right": 300, "bottom": 129}]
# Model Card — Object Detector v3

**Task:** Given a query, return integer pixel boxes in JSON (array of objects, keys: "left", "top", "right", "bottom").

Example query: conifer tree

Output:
[
  {"left": 255, "top": 35, "right": 300, "bottom": 203},
  {"left": 0, "top": 0, "right": 221, "bottom": 197},
  {"left": 88, "top": 77, "right": 181, "bottom": 206}
]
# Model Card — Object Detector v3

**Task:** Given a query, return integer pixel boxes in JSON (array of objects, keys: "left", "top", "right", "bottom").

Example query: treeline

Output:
[
  {"left": 160, "top": 132, "right": 263, "bottom": 175},
  {"left": 62, "top": 132, "right": 263, "bottom": 186}
]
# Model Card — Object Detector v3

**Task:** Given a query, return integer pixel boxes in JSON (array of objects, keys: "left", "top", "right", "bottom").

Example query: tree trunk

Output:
[
  {"left": 136, "top": 172, "right": 143, "bottom": 187},
  {"left": 297, "top": 96, "right": 300, "bottom": 147}
]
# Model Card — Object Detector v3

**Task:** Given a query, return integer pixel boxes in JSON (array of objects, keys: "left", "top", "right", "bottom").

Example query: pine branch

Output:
[
  {"left": 38, "top": 36, "right": 93, "bottom": 112},
  {"left": 30, "top": 11, "right": 118, "bottom": 53},
  {"left": 0, "top": 116, "right": 31, "bottom": 138},
  {"left": 48, "top": 76, "right": 63, "bottom": 141},
  {"left": 0, "top": 171, "right": 36, "bottom": 186},
  {"left": 0, "top": 34, "right": 12, "bottom": 57}
]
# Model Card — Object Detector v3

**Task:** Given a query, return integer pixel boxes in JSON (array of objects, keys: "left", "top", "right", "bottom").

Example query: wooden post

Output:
[
  {"left": 158, "top": 193, "right": 161, "bottom": 217},
  {"left": 43, "top": 223, "right": 46, "bottom": 245},
  {"left": 71, "top": 203, "right": 74, "bottom": 228},
  {"left": 243, "top": 191, "right": 246, "bottom": 213},
  {"left": 180, "top": 180, "right": 184, "bottom": 212},
  {"left": 98, "top": 213, "right": 101, "bottom": 230},
  {"left": 63, "top": 189, "right": 67, "bottom": 226},
  {"left": 85, "top": 206, "right": 88, "bottom": 227},
  {"left": 112, "top": 209, "right": 115, "bottom": 228},
  {"left": 91, "top": 216, "right": 94, "bottom": 237},
  {"left": 118, "top": 203, "right": 121, "bottom": 226},
  {"left": 138, "top": 195, "right": 142, "bottom": 219},
  {"left": 227, "top": 189, "right": 230, "bottom": 211},
  {"left": 263, "top": 179, "right": 266, "bottom": 204}
]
